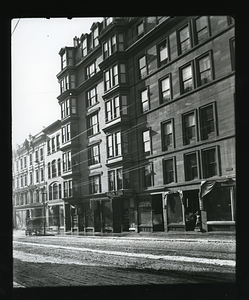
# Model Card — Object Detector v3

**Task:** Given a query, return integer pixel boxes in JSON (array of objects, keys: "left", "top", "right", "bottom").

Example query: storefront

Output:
[
  {"left": 199, "top": 177, "right": 236, "bottom": 232},
  {"left": 48, "top": 204, "right": 65, "bottom": 232}
]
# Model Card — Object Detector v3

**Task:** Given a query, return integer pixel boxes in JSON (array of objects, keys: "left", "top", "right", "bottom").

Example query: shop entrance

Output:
[
  {"left": 112, "top": 199, "right": 130, "bottom": 233},
  {"left": 183, "top": 190, "right": 199, "bottom": 231},
  {"left": 151, "top": 194, "right": 164, "bottom": 231}
]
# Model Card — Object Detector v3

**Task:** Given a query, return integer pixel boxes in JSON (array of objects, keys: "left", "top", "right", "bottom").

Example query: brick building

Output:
[{"left": 54, "top": 16, "right": 235, "bottom": 233}]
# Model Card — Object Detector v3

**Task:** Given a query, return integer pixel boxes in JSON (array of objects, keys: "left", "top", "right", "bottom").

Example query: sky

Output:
[{"left": 11, "top": 17, "right": 103, "bottom": 148}]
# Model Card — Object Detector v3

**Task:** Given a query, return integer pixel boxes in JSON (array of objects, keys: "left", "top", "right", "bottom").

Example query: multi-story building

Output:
[
  {"left": 13, "top": 130, "right": 47, "bottom": 231},
  {"left": 12, "top": 120, "right": 70, "bottom": 233},
  {"left": 55, "top": 16, "right": 235, "bottom": 233}
]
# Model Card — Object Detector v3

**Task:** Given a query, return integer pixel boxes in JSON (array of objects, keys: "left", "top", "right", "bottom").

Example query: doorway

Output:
[
  {"left": 151, "top": 194, "right": 164, "bottom": 231},
  {"left": 112, "top": 199, "right": 130, "bottom": 233},
  {"left": 183, "top": 190, "right": 199, "bottom": 231}
]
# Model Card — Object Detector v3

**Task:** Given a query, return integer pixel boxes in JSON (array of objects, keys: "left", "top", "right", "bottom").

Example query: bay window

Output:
[
  {"left": 89, "top": 175, "right": 101, "bottom": 194},
  {"left": 87, "top": 112, "right": 99, "bottom": 136},
  {"left": 86, "top": 86, "right": 98, "bottom": 108},
  {"left": 62, "top": 151, "right": 71, "bottom": 172},
  {"left": 105, "top": 95, "right": 128, "bottom": 122},
  {"left": 107, "top": 131, "right": 122, "bottom": 158},
  {"left": 108, "top": 168, "right": 126, "bottom": 191},
  {"left": 104, "top": 64, "right": 126, "bottom": 91}
]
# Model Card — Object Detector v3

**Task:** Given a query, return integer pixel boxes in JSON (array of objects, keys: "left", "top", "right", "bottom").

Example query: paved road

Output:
[{"left": 13, "top": 231, "right": 235, "bottom": 288}]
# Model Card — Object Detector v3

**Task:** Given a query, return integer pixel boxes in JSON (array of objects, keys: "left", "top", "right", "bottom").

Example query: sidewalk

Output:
[{"left": 13, "top": 229, "right": 236, "bottom": 242}]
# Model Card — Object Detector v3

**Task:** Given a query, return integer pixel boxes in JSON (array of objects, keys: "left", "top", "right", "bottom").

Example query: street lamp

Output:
[{"left": 41, "top": 188, "right": 47, "bottom": 235}]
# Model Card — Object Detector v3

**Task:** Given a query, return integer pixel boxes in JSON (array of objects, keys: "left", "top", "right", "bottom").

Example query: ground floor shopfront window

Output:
[
  {"left": 48, "top": 205, "right": 64, "bottom": 229},
  {"left": 205, "top": 186, "right": 235, "bottom": 221}
]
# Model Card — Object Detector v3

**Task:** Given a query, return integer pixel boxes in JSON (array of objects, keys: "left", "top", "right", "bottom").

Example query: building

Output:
[
  {"left": 54, "top": 16, "right": 235, "bottom": 233},
  {"left": 12, "top": 120, "right": 70, "bottom": 234},
  {"left": 13, "top": 130, "right": 47, "bottom": 232}
]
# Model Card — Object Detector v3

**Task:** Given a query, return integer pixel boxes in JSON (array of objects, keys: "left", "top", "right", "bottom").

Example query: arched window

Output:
[
  {"left": 57, "top": 159, "right": 61, "bottom": 176},
  {"left": 53, "top": 183, "right": 58, "bottom": 199},
  {"left": 52, "top": 160, "right": 57, "bottom": 178},
  {"left": 48, "top": 162, "right": 51, "bottom": 179},
  {"left": 49, "top": 185, "right": 52, "bottom": 200}
]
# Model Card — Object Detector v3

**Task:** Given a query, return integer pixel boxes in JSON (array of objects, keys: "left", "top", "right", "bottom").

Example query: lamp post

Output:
[{"left": 41, "top": 188, "right": 47, "bottom": 235}]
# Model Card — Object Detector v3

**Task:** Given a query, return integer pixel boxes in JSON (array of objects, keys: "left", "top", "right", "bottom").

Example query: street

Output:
[{"left": 13, "top": 230, "right": 235, "bottom": 288}]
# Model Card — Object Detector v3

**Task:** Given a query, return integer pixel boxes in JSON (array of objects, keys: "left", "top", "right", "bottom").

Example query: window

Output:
[
  {"left": 163, "top": 158, "right": 175, "bottom": 184},
  {"left": 86, "top": 87, "right": 98, "bottom": 108},
  {"left": 200, "top": 104, "right": 216, "bottom": 140},
  {"left": 86, "top": 61, "right": 96, "bottom": 79},
  {"left": 40, "top": 148, "right": 43, "bottom": 161},
  {"left": 181, "top": 64, "right": 193, "bottom": 93},
  {"left": 230, "top": 37, "right": 235, "bottom": 71},
  {"left": 52, "top": 137, "right": 55, "bottom": 152},
  {"left": 88, "top": 144, "right": 100, "bottom": 166},
  {"left": 16, "top": 161, "right": 18, "bottom": 171},
  {"left": 53, "top": 183, "right": 58, "bottom": 200},
  {"left": 62, "top": 151, "right": 71, "bottom": 172},
  {"left": 47, "top": 139, "right": 51, "bottom": 155},
  {"left": 202, "top": 148, "right": 218, "bottom": 178},
  {"left": 57, "top": 159, "right": 61, "bottom": 176},
  {"left": 52, "top": 160, "right": 57, "bottom": 178},
  {"left": 137, "top": 22, "right": 144, "bottom": 36},
  {"left": 142, "top": 163, "right": 154, "bottom": 188},
  {"left": 106, "top": 17, "right": 113, "bottom": 26},
  {"left": 183, "top": 111, "right": 196, "bottom": 145},
  {"left": 61, "top": 52, "right": 66, "bottom": 69},
  {"left": 108, "top": 168, "right": 123, "bottom": 191},
  {"left": 60, "top": 74, "right": 76, "bottom": 93},
  {"left": 56, "top": 135, "right": 60, "bottom": 150},
  {"left": 107, "top": 131, "right": 122, "bottom": 158},
  {"left": 104, "top": 64, "right": 126, "bottom": 91},
  {"left": 82, "top": 37, "right": 87, "bottom": 57},
  {"left": 35, "top": 150, "right": 39, "bottom": 162},
  {"left": 48, "top": 162, "right": 51, "bottom": 179},
  {"left": 93, "top": 27, "right": 99, "bottom": 47},
  {"left": 160, "top": 76, "right": 171, "bottom": 103},
  {"left": 29, "top": 153, "right": 32, "bottom": 165},
  {"left": 158, "top": 39, "right": 168, "bottom": 66},
  {"left": 24, "top": 174, "right": 27, "bottom": 186},
  {"left": 61, "top": 98, "right": 77, "bottom": 119},
  {"left": 87, "top": 113, "right": 99, "bottom": 136},
  {"left": 24, "top": 157, "right": 26, "bottom": 168},
  {"left": 36, "top": 169, "right": 39, "bottom": 183},
  {"left": 89, "top": 175, "right": 101, "bottom": 194},
  {"left": 140, "top": 88, "right": 149, "bottom": 112},
  {"left": 179, "top": 24, "right": 191, "bottom": 54},
  {"left": 118, "top": 33, "right": 124, "bottom": 51},
  {"left": 62, "top": 123, "right": 76, "bottom": 143},
  {"left": 64, "top": 180, "right": 72, "bottom": 198},
  {"left": 41, "top": 168, "right": 44, "bottom": 182},
  {"left": 142, "top": 129, "right": 151, "bottom": 155},
  {"left": 30, "top": 172, "right": 33, "bottom": 185},
  {"left": 162, "top": 120, "right": 173, "bottom": 151},
  {"left": 138, "top": 55, "right": 147, "bottom": 79},
  {"left": 195, "top": 16, "right": 209, "bottom": 44},
  {"left": 197, "top": 54, "right": 212, "bottom": 86},
  {"left": 103, "top": 35, "right": 117, "bottom": 59},
  {"left": 20, "top": 158, "right": 23, "bottom": 169},
  {"left": 105, "top": 95, "right": 128, "bottom": 122},
  {"left": 185, "top": 152, "right": 198, "bottom": 181}
]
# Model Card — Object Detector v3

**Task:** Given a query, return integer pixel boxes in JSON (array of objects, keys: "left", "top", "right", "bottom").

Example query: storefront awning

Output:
[{"left": 199, "top": 177, "right": 236, "bottom": 210}]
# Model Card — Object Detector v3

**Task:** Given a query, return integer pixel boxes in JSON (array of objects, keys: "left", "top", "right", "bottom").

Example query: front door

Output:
[
  {"left": 183, "top": 190, "right": 199, "bottom": 231},
  {"left": 152, "top": 194, "right": 164, "bottom": 231},
  {"left": 112, "top": 200, "right": 122, "bottom": 233}
]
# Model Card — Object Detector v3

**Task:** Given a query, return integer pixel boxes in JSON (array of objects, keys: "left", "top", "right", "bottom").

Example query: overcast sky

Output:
[{"left": 11, "top": 17, "right": 103, "bottom": 147}]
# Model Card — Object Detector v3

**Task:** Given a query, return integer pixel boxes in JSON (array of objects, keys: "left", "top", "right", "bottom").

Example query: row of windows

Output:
[
  {"left": 87, "top": 144, "right": 219, "bottom": 194},
  {"left": 142, "top": 103, "right": 217, "bottom": 155},
  {"left": 15, "top": 148, "right": 44, "bottom": 171},
  {"left": 138, "top": 16, "right": 234, "bottom": 81},
  {"left": 15, "top": 168, "right": 44, "bottom": 188},
  {"left": 48, "top": 159, "right": 61, "bottom": 179},
  {"left": 14, "top": 180, "right": 73, "bottom": 205},
  {"left": 143, "top": 146, "right": 219, "bottom": 188},
  {"left": 86, "top": 102, "right": 216, "bottom": 165},
  {"left": 139, "top": 51, "right": 218, "bottom": 111},
  {"left": 47, "top": 135, "right": 60, "bottom": 155}
]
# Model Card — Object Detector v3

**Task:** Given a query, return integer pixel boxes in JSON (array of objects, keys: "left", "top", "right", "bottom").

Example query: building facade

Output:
[
  {"left": 12, "top": 120, "right": 71, "bottom": 233},
  {"left": 18, "top": 16, "right": 234, "bottom": 234},
  {"left": 13, "top": 131, "right": 47, "bottom": 231}
]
